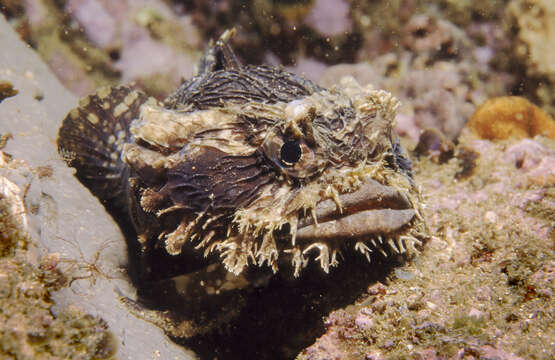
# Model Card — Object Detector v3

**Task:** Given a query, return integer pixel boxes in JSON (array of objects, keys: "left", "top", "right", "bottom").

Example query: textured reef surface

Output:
[
  {"left": 299, "top": 130, "right": 554, "bottom": 360},
  {"left": 1, "top": 1, "right": 554, "bottom": 359}
]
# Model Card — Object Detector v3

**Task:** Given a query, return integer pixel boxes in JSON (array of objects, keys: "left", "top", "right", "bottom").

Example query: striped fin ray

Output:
[{"left": 57, "top": 86, "right": 152, "bottom": 213}]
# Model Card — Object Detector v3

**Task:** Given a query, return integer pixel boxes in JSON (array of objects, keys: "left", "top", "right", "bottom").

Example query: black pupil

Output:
[{"left": 280, "top": 140, "right": 302, "bottom": 165}]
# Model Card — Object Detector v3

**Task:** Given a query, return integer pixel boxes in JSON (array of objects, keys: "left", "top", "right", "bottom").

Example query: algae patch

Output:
[
  {"left": 0, "top": 151, "right": 117, "bottom": 360},
  {"left": 0, "top": 81, "right": 18, "bottom": 103}
]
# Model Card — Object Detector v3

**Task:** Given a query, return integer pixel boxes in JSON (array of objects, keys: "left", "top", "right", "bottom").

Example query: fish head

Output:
[{"left": 127, "top": 76, "right": 425, "bottom": 277}]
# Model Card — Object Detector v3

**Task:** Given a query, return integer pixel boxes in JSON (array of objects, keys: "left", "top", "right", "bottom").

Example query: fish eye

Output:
[
  {"left": 280, "top": 140, "right": 302, "bottom": 166},
  {"left": 263, "top": 130, "right": 322, "bottom": 178}
]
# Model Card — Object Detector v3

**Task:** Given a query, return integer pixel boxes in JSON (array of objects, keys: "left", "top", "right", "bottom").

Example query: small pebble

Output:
[{"left": 395, "top": 268, "right": 415, "bottom": 280}]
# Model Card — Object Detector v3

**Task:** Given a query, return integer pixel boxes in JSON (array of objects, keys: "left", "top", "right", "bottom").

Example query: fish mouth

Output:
[{"left": 296, "top": 178, "right": 415, "bottom": 241}]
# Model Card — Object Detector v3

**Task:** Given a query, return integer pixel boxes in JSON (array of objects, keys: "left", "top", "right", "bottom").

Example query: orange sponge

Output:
[{"left": 467, "top": 96, "right": 555, "bottom": 140}]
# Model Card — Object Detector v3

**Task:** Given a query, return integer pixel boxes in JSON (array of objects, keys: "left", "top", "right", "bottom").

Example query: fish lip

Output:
[{"left": 296, "top": 178, "right": 415, "bottom": 241}]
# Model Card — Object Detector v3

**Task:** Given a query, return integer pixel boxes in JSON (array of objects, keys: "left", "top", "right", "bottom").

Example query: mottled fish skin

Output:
[
  {"left": 58, "top": 86, "right": 150, "bottom": 217},
  {"left": 57, "top": 30, "right": 426, "bottom": 282}
]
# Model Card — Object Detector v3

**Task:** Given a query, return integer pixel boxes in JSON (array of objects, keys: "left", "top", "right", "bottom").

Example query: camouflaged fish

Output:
[{"left": 58, "top": 30, "right": 426, "bottom": 281}]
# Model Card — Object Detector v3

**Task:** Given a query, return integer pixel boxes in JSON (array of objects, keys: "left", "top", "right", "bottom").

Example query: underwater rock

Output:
[
  {"left": 504, "top": 139, "right": 555, "bottom": 187},
  {"left": 467, "top": 96, "right": 555, "bottom": 140},
  {"left": 319, "top": 61, "right": 386, "bottom": 91},
  {"left": 18, "top": 0, "right": 202, "bottom": 98},
  {"left": 507, "top": 0, "right": 555, "bottom": 117},
  {"left": 182, "top": 0, "right": 360, "bottom": 65},
  {"left": 303, "top": 0, "right": 352, "bottom": 38},
  {"left": 508, "top": 0, "right": 555, "bottom": 80},
  {"left": 400, "top": 62, "right": 477, "bottom": 140},
  {"left": 0, "top": 81, "right": 18, "bottom": 103},
  {"left": 0, "top": 246, "right": 118, "bottom": 359},
  {"left": 321, "top": 59, "right": 478, "bottom": 140},
  {"left": 413, "top": 128, "right": 455, "bottom": 164},
  {"left": 401, "top": 14, "right": 466, "bottom": 58},
  {"left": 301, "top": 309, "right": 355, "bottom": 360},
  {"left": 0, "top": 14, "right": 196, "bottom": 359},
  {"left": 0, "top": 159, "right": 26, "bottom": 257},
  {"left": 300, "top": 123, "right": 555, "bottom": 359},
  {"left": 66, "top": 0, "right": 203, "bottom": 97},
  {"left": 430, "top": 0, "right": 506, "bottom": 26}
]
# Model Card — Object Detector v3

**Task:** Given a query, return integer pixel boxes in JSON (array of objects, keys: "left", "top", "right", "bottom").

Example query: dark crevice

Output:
[{"left": 158, "top": 252, "right": 403, "bottom": 359}]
